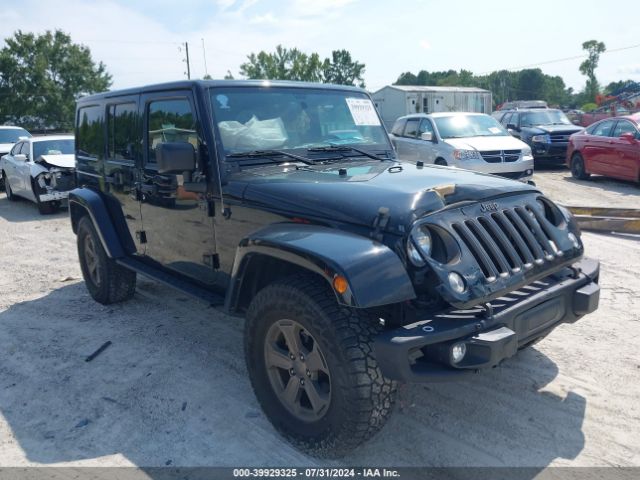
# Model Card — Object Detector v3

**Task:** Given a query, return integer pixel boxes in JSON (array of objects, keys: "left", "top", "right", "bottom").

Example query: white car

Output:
[
  {"left": 0, "top": 135, "right": 76, "bottom": 214},
  {"left": 389, "top": 112, "right": 534, "bottom": 182}
]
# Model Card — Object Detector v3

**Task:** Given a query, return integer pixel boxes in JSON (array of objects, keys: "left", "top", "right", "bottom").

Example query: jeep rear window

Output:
[
  {"left": 76, "top": 105, "right": 104, "bottom": 160},
  {"left": 209, "top": 87, "right": 388, "bottom": 154}
]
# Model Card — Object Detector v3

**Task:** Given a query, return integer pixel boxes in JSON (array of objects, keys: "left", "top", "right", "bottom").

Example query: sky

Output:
[{"left": 0, "top": 0, "right": 638, "bottom": 93}]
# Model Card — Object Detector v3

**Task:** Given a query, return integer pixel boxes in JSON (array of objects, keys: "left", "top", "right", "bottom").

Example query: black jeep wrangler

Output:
[{"left": 70, "top": 80, "right": 600, "bottom": 456}]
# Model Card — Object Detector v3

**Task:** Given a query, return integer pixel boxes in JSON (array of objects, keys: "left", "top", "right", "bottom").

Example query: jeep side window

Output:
[
  {"left": 403, "top": 118, "right": 419, "bottom": 138},
  {"left": 108, "top": 103, "right": 137, "bottom": 161},
  {"left": 147, "top": 98, "right": 197, "bottom": 164},
  {"left": 77, "top": 105, "right": 105, "bottom": 160}
]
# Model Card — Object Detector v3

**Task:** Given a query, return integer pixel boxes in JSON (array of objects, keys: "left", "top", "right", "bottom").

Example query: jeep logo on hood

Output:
[{"left": 480, "top": 202, "right": 499, "bottom": 213}]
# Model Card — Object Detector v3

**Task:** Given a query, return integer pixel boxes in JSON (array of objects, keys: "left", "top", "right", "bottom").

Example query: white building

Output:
[{"left": 371, "top": 85, "right": 493, "bottom": 130}]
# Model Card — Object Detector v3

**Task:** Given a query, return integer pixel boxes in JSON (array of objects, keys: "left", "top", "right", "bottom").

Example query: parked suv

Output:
[
  {"left": 494, "top": 108, "right": 582, "bottom": 164},
  {"left": 71, "top": 80, "right": 600, "bottom": 457},
  {"left": 389, "top": 113, "right": 534, "bottom": 182}
]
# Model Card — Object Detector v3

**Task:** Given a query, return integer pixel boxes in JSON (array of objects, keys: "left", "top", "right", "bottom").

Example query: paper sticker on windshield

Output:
[
  {"left": 489, "top": 127, "right": 502, "bottom": 134},
  {"left": 345, "top": 98, "right": 381, "bottom": 126}
]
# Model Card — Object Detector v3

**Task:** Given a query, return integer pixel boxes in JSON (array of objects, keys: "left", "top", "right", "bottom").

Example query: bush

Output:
[{"left": 581, "top": 103, "right": 598, "bottom": 112}]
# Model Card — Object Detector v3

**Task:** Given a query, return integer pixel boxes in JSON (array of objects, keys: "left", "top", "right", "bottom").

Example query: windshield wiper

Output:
[
  {"left": 226, "top": 149, "right": 315, "bottom": 165},
  {"left": 307, "top": 145, "right": 391, "bottom": 161}
]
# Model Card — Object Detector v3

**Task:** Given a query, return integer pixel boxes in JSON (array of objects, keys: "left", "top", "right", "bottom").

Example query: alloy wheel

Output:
[{"left": 264, "top": 319, "right": 331, "bottom": 422}]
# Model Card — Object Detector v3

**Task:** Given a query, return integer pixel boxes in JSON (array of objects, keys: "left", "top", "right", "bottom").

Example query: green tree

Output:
[
  {"left": 322, "top": 49, "right": 365, "bottom": 88},
  {"left": 579, "top": 40, "right": 606, "bottom": 102},
  {"left": 239, "top": 45, "right": 363, "bottom": 86},
  {"left": 0, "top": 30, "right": 111, "bottom": 130}
]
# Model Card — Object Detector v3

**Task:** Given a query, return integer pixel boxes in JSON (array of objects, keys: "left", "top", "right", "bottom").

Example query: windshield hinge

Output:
[{"left": 371, "top": 207, "right": 390, "bottom": 242}]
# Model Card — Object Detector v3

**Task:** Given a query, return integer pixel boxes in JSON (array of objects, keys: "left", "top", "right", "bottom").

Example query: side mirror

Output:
[
  {"left": 620, "top": 132, "right": 637, "bottom": 143},
  {"left": 156, "top": 142, "right": 196, "bottom": 174},
  {"left": 14, "top": 153, "right": 27, "bottom": 162},
  {"left": 420, "top": 132, "right": 434, "bottom": 142},
  {"left": 506, "top": 123, "right": 518, "bottom": 132}
]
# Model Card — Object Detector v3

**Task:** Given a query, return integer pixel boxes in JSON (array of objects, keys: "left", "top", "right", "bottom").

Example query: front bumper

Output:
[
  {"left": 450, "top": 156, "right": 534, "bottom": 181},
  {"left": 531, "top": 141, "right": 569, "bottom": 161},
  {"left": 374, "top": 258, "right": 599, "bottom": 382},
  {"left": 39, "top": 191, "right": 70, "bottom": 202}
]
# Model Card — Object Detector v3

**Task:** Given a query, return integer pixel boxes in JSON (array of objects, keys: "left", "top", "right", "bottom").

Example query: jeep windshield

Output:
[
  {"left": 521, "top": 110, "right": 572, "bottom": 127},
  {"left": 434, "top": 114, "right": 508, "bottom": 139},
  {"left": 209, "top": 86, "right": 390, "bottom": 158}
]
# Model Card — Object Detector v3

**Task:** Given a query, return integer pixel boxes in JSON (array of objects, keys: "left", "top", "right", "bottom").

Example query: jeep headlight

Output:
[
  {"left": 532, "top": 134, "right": 550, "bottom": 143},
  {"left": 407, "top": 226, "right": 432, "bottom": 266},
  {"left": 453, "top": 149, "right": 481, "bottom": 161}
]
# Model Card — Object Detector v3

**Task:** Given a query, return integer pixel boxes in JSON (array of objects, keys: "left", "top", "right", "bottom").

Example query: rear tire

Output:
[
  {"left": 244, "top": 274, "right": 396, "bottom": 458},
  {"left": 571, "top": 153, "right": 590, "bottom": 180},
  {"left": 77, "top": 216, "right": 136, "bottom": 305}
]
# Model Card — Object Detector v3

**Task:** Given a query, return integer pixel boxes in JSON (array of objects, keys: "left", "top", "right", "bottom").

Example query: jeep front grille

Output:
[
  {"left": 480, "top": 150, "right": 521, "bottom": 163},
  {"left": 452, "top": 205, "right": 559, "bottom": 281}
]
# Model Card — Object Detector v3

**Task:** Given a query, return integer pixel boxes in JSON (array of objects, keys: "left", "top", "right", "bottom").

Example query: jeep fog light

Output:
[
  {"left": 451, "top": 342, "right": 467, "bottom": 364},
  {"left": 568, "top": 232, "right": 580, "bottom": 249},
  {"left": 448, "top": 272, "right": 466, "bottom": 294}
]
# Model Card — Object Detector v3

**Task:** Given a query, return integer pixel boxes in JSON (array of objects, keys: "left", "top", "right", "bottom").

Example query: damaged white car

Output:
[{"left": 0, "top": 135, "right": 76, "bottom": 214}]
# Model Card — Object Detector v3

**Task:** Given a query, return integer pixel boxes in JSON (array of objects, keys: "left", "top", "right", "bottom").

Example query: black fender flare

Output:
[
  {"left": 68, "top": 188, "right": 134, "bottom": 258},
  {"left": 225, "top": 223, "right": 416, "bottom": 311}
]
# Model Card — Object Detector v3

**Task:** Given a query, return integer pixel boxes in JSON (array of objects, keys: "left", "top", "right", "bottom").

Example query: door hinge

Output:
[
  {"left": 203, "top": 253, "right": 220, "bottom": 269},
  {"left": 136, "top": 230, "right": 147, "bottom": 244}
]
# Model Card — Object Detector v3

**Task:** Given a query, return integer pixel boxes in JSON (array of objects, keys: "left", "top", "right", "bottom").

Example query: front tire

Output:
[
  {"left": 571, "top": 153, "right": 590, "bottom": 180},
  {"left": 77, "top": 216, "right": 136, "bottom": 305},
  {"left": 4, "top": 174, "right": 17, "bottom": 201},
  {"left": 244, "top": 274, "right": 396, "bottom": 458}
]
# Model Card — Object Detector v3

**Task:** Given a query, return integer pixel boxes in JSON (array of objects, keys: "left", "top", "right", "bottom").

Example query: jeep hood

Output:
[
  {"left": 237, "top": 161, "right": 539, "bottom": 233},
  {"left": 444, "top": 135, "right": 528, "bottom": 151}
]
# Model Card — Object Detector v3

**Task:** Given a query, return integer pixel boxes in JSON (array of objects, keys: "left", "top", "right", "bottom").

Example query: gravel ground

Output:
[{"left": 0, "top": 169, "right": 638, "bottom": 468}]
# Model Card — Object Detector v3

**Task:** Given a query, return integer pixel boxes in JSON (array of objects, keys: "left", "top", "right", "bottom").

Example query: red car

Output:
[{"left": 567, "top": 113, "right": 640, "bottom": 183}]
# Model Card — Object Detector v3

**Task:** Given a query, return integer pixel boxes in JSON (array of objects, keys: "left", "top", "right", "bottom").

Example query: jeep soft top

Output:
[{"left": 70, "top": 80, "right": 600, "bottom": 457}]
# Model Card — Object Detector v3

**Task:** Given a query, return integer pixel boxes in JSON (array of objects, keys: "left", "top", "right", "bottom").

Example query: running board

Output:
[{"left": 116, "top": 256, "right": 225, "bottom": 306}]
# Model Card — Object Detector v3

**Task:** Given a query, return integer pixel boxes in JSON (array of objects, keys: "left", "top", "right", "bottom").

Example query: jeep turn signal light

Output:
[{"left": 333, "top": 275, "right": 348, "bottom": 294}]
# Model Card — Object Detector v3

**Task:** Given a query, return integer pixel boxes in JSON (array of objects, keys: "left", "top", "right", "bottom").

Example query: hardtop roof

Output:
[{"left": 77, "top": 79, "right": 367, "bottom": 104}]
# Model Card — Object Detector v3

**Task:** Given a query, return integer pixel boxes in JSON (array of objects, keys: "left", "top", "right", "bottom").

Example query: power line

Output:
[{"left": 479, "top": 42, "right": 640, "bottom": 75}]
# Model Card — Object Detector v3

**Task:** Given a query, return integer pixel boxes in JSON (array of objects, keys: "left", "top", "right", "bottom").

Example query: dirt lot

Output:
[{"left": 0, "top": 168, "right": 639, "bottom": 468}]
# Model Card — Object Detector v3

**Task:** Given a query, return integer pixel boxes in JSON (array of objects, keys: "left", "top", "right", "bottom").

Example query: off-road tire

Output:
[
  {"left": 571, "top": 153, "right": 590, "bottom": 180},
  {"left": 244, "top": 274, "right": 396, "bottom": 458},
  {"left": 77, "top": 216, "right": 136, "bottom": 305},
  {"left": 4, "top": 173, "right": 17, "bottom": 201}
]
